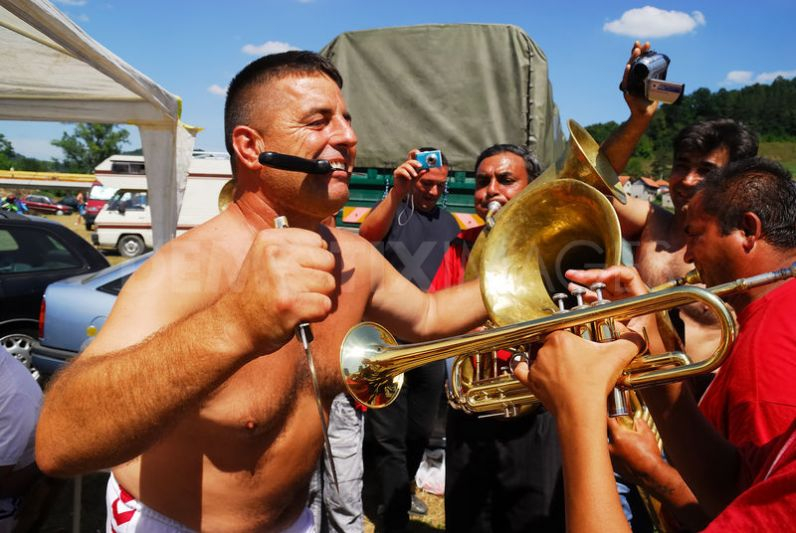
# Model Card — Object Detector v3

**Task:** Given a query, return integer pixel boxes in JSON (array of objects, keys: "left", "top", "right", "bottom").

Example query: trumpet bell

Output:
[
  {"left": 340, "top": 322, "right": 404, "bottom": 408},
  {"left": 482, "top": 179, "right": 622, "bottom": 326}
]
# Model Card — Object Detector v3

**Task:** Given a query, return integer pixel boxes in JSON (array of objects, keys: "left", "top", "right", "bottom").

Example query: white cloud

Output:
[
  {"left": 721, "top": 69, "right": 796, "bottom": 87},
  {"left": 53, "top": 0, "right": 88, "bottom": 5},
  {"left": 241, "top": 40, "right": 298, "bottom": 56},
  {"left": 75, "top": 13, "right": 90, "bottom": 22},
  {"left": 208, "top": 84, "right": 227, "bottom": 96},
  {"left": 755, "top": 69, "right": 796, "bottom": 83},
  {"left": 725, "top": 71, "right": 754, "bottom": 84},
  {"left": 603, "top": 6, "right": 706, "bottom": 38}
]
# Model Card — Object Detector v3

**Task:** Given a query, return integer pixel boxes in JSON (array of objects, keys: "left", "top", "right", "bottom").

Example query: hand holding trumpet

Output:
[{"left": 513, "top": 326, "right": 644, "bottom": 418}]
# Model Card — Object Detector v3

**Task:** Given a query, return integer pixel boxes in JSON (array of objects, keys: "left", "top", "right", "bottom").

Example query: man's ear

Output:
[
  {"left": 739, "top": 211, "right": 763, "bottom": 252},
  {"left": 231, "top": 125, "right": 264, "bottom": 171}
]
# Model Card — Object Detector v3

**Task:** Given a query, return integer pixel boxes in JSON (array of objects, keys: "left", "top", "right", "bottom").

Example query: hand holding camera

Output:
[
  {"left": 621, "top": 42, "right": 684, "bottom": 105},
  {"left": 392, "top": 148, "right": 441, "bottom": 196}
]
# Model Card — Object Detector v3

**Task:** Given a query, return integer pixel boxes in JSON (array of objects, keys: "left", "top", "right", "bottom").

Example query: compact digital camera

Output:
[
  {"left": 415, "top": 150, "right": 443, "bottom": 170},
  {"left": 625, "top": 51, "right": 685, "bottom": 104}
]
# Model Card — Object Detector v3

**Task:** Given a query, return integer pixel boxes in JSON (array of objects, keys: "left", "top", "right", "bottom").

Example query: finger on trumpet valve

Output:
[{"left": 508, "top": 351, "right": 530, "bottom": 372}]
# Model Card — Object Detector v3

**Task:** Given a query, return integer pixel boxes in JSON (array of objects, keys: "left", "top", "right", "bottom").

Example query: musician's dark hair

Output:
[
  {"left": 673, "top": 119, "right": 758, "bottom": 162},
  {"left": 474, "top": 144, "right": 542, "bottom": 182},
  {"left": 224, "top": 51, "right": 343, "bottom": 158},
  {"left": 699, "top": 157, "right": 796, "bottom": 249}
]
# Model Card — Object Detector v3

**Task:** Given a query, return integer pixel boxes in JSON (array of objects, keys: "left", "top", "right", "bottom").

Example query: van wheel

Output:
[{"left": 118, "top": 235, "right": 145, "bottom": 257}]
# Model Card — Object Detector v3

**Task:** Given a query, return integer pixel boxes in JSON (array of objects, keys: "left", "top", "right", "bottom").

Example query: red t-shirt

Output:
[
  {"left": 699, "top": 278, "right": 796, "bottom": 478},
  {"left": 704, "top": 420, "right": 796, "bottom": 531},
  {"left": 428, "top": 226, "right": 483, "bottom": 293}
]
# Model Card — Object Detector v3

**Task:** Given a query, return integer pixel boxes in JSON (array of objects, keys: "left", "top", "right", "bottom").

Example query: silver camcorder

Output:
[
  {"left": 415, "top": 150, "right": 443, "bottom": 170},
  {"left": 625, "top": 51, "right": 685, "bottom": 104}
]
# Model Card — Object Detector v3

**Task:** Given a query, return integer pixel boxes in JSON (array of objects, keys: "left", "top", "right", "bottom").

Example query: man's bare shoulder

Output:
[
  {"left": 84, "top": 214, "right": 250, "bottom": 355},
  {"left": 644, "top": 204, "right": 676, "bottom": 239}
]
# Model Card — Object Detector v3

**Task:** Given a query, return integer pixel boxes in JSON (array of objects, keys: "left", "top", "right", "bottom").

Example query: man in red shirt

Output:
[{"left": 561, "top": 156, "right": 796, "bottom": 527}]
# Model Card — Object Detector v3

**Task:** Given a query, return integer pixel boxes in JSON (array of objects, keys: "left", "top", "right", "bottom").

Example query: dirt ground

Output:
[{"left": 31, "top": 213, "right": 446, "bottom": 532}]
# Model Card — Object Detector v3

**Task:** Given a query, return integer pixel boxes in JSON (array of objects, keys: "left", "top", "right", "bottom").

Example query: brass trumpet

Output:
[{"left": 341, "top": 264, "right": 796, "bottom": 410}]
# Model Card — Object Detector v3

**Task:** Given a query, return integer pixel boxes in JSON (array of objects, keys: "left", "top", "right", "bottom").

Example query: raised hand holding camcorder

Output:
[{"left": 623, "top": 50, "right": 685, "bottom": 104}]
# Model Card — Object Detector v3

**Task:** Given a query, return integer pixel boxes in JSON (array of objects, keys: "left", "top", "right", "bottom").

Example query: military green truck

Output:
[{"left": 320, "top": 23, "right": 565, "bottom": 229}]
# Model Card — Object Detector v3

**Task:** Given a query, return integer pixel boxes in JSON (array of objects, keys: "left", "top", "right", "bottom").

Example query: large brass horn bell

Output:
[
  {"left": 463, "top": 119, "right": 625, "bottom": 283},
  {"left": 218, "top": 179, "right": 236, "bottom": 212}
]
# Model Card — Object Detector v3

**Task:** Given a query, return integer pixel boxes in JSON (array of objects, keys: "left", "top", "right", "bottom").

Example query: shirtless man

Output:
[
  {"left": 34, "top": 52, "right": 485, "bottom": 532},
  {"left": 601, "top": 43, "right": 759, "bottom": 360}
]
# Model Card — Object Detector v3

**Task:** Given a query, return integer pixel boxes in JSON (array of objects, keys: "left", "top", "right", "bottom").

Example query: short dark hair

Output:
[
  {"left": 474, "top": 144, "right": 542, "bottom": 181},
  {"left": 417, "top": 146, "right": 449, "bottom": 167},
  {"left": 673, "top": 119, "right": 758, "bottom": 162},
  {"left": 700, "top": 157, "right": 796, "bottom": 249},
  {"left": 223, "top": 51, "right": 343, "bottom": 157}
]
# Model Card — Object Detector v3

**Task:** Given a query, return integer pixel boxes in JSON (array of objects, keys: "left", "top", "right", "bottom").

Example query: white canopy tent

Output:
[{"left": 0, "top": 0, "right": 196, "bottom": 248}]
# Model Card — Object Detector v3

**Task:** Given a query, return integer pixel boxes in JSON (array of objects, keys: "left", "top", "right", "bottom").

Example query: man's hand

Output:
[
  {"left": 566, "top": 265, "right": 650, "bottom": 302},
  {"left": 621, "top": 41, "right": 659, "bottom": 120},
  {"left": 220, "top": 227, "right": 336, "bottom": 355},
  {"left": 513, "top": 329, "right": 642, "bottom": 418},
  {"left": 608, "top": 417, "right": 664, "bottom": 486},
  {"left": 391, "top": 149, "right": 426, "bottom": 197}
]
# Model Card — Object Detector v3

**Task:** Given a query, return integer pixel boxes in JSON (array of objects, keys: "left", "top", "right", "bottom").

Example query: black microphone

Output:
[{"left": 258, "top": 151, "right": 333, "bottom": 174}]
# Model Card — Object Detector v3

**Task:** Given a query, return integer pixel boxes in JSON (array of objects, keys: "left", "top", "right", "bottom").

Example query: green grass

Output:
[{"left": 758, "top": 141, "right": 796, "bottom": 175}]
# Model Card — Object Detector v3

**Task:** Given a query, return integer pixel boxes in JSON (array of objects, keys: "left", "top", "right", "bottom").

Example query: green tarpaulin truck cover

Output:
[{"left": 321, "top": 23, "right": 565, "bottom": 172}]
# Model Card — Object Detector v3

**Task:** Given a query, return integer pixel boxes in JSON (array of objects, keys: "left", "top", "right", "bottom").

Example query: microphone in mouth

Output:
[{"left": 258, "top": 152, "right": 334, "bottom": 174}]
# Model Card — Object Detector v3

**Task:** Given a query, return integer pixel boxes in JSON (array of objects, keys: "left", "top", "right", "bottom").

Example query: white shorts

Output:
[{"left": 106, "top": 474, "right": 315, "bottom": 532}]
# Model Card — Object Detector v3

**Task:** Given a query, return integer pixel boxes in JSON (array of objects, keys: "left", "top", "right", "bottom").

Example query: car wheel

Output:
[
  {"left": 0, "top": 328, "right": 40, "bottom": 380},
  {"left": 56, "top": 209, "right": 64, "bottom": 215},
  {"left": 117, "top": 235, "right": 145, "bottom": 257}
]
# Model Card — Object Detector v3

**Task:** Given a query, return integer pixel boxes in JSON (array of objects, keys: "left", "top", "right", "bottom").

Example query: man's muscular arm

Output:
[
  {"left": 36, "top": 228, "right": 335, "bottom": 476},
  {"left": 363, "top": 242, "right": 487, "bottom": 341},
  {"left": 607, "top": 418, "right": 710, "bottom": 530}
]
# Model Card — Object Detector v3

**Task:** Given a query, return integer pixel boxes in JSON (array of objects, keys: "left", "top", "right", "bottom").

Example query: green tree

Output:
[
  {"left": 0, "top": 133, "right": 16, "bottom": 169},
  {"left": 51, "top": 123, "right": 130, "bottom": 173}
]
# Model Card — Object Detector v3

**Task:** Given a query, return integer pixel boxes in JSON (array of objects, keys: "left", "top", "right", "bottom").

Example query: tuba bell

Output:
[
  {"left": 218, "top": 179, "right": 236, "bottom": 212},
  {"left": 463, "top": 118, "right": 625, "bottom": 282},
  {"left": 451, "top": 119, "right": 624, "bottom": 417}
]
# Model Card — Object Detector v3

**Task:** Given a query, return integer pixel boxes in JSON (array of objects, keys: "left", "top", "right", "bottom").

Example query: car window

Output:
[
  {"left": 0, "top": 227, "right": 83, "bottom": 273},
  {"left": 113, "top": 191, "right": 148, "bottom": 210},
  {"left": 98, "top": 273, "right": 132, "bottom": 296}
]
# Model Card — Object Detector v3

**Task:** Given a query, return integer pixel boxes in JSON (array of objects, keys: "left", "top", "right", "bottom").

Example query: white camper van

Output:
[{"left": 92, "top": 153, "right": 231, "bottom": 257}]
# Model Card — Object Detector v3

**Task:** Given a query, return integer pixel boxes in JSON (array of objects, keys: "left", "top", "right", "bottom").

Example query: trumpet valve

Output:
[
  {"left": 608, "top": 387, "right": 631, "bottom": 417},
  {"left": 589, "top": 282, "right": 617, "bottom": 342},
  {"left": 552, "top": 292, "right": 569, "bottom": 313},
  {"left": 569, "top": 286, "right": 594, "bottom": 340}
]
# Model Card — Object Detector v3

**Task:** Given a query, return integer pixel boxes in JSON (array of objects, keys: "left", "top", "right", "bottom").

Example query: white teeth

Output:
[{"left": 329, "top": 161, "right": 346, "bottom": 170}]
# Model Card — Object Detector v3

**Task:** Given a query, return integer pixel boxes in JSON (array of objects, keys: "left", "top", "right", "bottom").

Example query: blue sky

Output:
[{"left": 5, "top": 0, "right": 796, "bottom": 161}]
